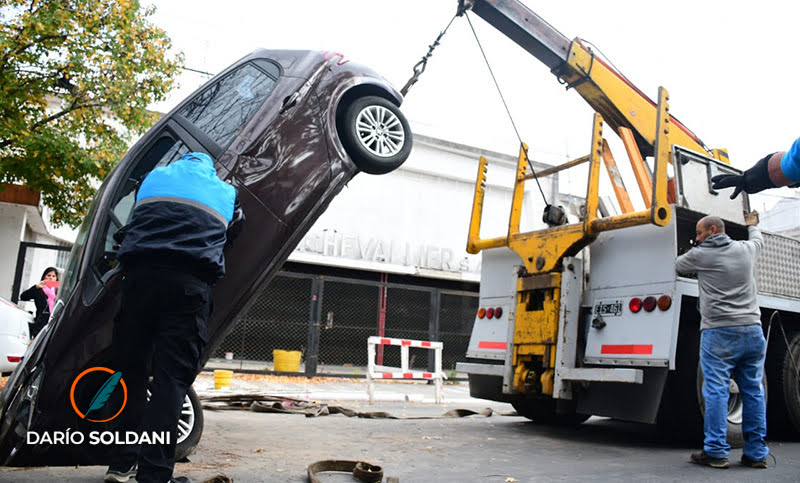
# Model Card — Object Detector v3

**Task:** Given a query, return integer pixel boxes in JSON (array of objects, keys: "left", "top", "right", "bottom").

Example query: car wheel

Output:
[
  {"left": 175, "top": 387, "right": 203, "bottom": 461},
  {"left": 146, "top": 385, "right": 203, "bottom": 461},
  {"left": 340, "top": 96, "right": 412, "bottom": 174}
]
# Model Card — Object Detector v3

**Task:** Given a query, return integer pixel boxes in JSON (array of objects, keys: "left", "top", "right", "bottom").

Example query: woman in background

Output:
[{"left": 20, "top": 266, "right": 59, "bottom": 338}]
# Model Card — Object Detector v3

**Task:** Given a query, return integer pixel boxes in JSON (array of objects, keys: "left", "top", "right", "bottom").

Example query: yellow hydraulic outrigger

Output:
[
  {"left": 467, "top": 87, "right": 672, "bottom": 275},
  {"left": 466, "top": 88, "right": 673, "bottom": 395}
]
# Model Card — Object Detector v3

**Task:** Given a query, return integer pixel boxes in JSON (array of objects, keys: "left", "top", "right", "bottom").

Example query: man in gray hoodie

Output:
[{"left": 676, "top": 214, "right": 768, "bottom": 469}]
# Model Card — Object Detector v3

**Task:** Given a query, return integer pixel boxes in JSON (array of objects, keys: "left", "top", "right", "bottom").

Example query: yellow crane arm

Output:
[{"left": 459, "top": 0, "right": 725, "bottom": 161}]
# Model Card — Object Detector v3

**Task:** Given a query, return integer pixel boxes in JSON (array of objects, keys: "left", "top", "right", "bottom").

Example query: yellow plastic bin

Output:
[
  {"left": 214, "top": 369, "right": 233, "bottom": 390},
  {"left": 273, "top": 350, "right": 302, "bottom": 372}
]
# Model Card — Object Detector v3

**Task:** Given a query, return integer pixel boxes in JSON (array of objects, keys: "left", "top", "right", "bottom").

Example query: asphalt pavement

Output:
[{"left": 1, "top": 372, "right": 798, "bottom": 482}]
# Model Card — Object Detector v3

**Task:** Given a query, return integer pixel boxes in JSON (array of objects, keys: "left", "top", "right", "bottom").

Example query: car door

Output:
[
  {"left": 223, "top": 52, "right": 333, "bottom": 229},
  {"left": 81, "top": 122, "right": 205, "bottom": 306}
]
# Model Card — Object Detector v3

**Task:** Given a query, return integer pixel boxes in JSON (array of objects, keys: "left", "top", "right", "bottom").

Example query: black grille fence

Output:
[{"left": 211, "top": 270, "right": 478, "bottom": 377}]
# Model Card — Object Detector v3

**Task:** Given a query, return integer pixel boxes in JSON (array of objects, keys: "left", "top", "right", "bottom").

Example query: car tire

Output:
[
  {"left": 174, "top": 387, "right": 203, "bottom": 461},
  {"left": 340, "top": 96, "right": 412, "bottom": 174}
]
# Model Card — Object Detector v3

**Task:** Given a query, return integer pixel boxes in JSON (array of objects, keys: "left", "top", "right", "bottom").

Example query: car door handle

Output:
[
  {"left": 281, "top": 92, "right": 300, "bottom": 113},
  {"left": 280, "top": 80, "right": 313, "bottom": 114}
]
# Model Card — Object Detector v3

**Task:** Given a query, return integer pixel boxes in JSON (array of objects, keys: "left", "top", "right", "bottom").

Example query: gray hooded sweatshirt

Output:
[{"left": 675, "top": 226, "right": 763, "bottom": 331}]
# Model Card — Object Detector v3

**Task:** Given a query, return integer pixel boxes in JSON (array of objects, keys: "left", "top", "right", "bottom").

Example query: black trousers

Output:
[{"left": 109, "top": 265, "right": 211, "bottom": 483}]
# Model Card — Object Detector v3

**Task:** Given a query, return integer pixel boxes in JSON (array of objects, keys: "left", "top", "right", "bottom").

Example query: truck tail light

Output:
[
  {"left": 494, "top": 307, "right": 503, "bottom": 318},
  {"left": 657, "top": 295, "right": 672, "bottom": 311},
  {"left": 643, "top": 296, "right": 657, "bottom": 312},
  {"left": 7, "top": 356, "right": 21, "bottom": 363},
  {"left": 477, "top": 308, "right": 486, "bottom": 319},
  {"left": 629, "top": 298, "right": 642, "bottom": 313},
  {"left": 486, "top": 307, "right": 495, "bottom": 318}
]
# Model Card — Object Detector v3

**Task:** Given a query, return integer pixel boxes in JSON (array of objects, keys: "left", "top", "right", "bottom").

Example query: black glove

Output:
[
  {"left": 710, "top": 153, "right": 775, "bottom": 199},
  {"left": 112, "top": 224, "right": 130, "bottom": 249},
  {"left": 226, "top": 196, "right": 245, "bottom": 242}
]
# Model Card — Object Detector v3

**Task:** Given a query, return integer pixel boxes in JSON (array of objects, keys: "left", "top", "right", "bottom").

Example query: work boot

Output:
[
  {"left": 741, "top": 454, "right": 768, "bottom": 469},
  {"left": 690, "top": 451, "right": 729, "bottom": 469},
  {"left": 104, "top": 463, "right": 137, "bottom": 482}
]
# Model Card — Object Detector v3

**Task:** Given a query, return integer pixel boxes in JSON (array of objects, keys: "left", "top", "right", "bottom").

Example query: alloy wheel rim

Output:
[
  {"left": 355, "top": 105, "right": 405, "bottom": 157},
  {"left": 146, "top": 390, "right": 194, "bottom": 444},
  {"left": 176, "top": 395, "right": 195, "bottom": 444}
]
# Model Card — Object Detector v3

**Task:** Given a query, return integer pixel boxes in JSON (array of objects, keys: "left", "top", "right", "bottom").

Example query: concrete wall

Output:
[
  {"left": 0, "top": 204, "right": 26, "bottom": 301},
  {"left": 0, "top": 203, "right": 67, "bottom": 309}
]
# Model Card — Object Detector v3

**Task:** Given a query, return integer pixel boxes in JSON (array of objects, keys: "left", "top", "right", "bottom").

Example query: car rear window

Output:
[{"left": 177, "top": 62, "right": 277, "bottom": 149}]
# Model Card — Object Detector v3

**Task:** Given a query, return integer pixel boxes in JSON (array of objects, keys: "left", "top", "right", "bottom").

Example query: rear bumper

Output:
[{"left": 0, "top": 335, "right": 27, "bottom": 373}]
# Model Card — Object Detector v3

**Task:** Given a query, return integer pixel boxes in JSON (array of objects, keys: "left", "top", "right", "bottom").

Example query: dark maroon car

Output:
[{"left": 0, "top": 49, "right": 411, "bottom": 465}]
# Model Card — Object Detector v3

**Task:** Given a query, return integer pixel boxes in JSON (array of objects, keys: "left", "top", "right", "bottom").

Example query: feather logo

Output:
[
  {"left": 69, "top": 367, "right": 128, "bottom": 423},
  {"left": 84, "top": 371, "right": 122, "bottom": 418}
]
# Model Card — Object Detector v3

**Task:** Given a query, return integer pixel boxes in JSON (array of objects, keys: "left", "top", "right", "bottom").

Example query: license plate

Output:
[{"left": 594, "top": 300, "right": 623, "bottom": 317}]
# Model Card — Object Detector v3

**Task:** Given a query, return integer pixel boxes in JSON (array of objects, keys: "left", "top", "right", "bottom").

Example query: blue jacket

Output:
[
  {"left": 117, "top": 152, "right": 237, "bottom": 282},
  {"left": 781, "top": 137, "right": 800, "bottom": 183}
]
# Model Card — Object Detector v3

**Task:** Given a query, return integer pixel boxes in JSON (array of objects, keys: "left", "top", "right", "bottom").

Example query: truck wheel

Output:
[
  {"left": 695, "top": 365, "right": 765, "bottom": 449},
  {"left": 340, "top": 96, "right": 411, "bottom": 174},
  {"left": 511, "top": 398, "right": 589, "bottom": 425},
  {"left": 766, "top": 328, "right": 800, "bottom": 439},
  {"left": 174, "top": 387, "right": 203, "bottom": 461},
  {"left": 659, "top": 299, "right": 761, "bottom": 447}
]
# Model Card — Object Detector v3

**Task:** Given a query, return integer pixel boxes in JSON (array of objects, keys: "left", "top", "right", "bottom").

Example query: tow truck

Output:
[{"left": 454, "top": 0, "right": 800, "bottom": 441}]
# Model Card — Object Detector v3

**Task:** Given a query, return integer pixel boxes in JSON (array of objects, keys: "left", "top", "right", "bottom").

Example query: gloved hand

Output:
[
  {"left": 226, "top": 196, "right": 245, "bottom": 242},
  {"left": 710, "top": 153, "right": 775, "bottom": 199}
]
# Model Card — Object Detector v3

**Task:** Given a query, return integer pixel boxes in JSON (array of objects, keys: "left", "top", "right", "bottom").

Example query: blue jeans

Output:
[{"left": 700, "top": 325, "right": 769, "bottom": 460}]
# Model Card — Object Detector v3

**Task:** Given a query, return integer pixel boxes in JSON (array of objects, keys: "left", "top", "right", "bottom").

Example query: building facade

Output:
[{"left": 213, "top": 133, "right": 574, "bottom": 373}]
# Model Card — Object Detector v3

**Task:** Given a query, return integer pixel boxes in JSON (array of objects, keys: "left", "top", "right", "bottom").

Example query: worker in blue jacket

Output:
[
  {"left": 712, "top": 137, "right": 800, "bottom": 197},
  {"left": 105, "top": 152, "right": 243, "bottom": 483}
]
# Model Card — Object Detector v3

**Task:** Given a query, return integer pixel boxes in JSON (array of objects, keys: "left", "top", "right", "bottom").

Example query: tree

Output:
[{"left": 0, "top": 0, "right": 183, "bottom": 227}]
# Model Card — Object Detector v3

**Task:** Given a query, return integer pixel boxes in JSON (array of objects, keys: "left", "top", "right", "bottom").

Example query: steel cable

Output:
[{"left": 464, "top": 12, "right": 549, "bottom": 206}]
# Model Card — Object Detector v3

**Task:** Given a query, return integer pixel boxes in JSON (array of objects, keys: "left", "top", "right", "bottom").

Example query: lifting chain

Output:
[{"left": 400, "top": 14, "right": 458, "bottom": 97}]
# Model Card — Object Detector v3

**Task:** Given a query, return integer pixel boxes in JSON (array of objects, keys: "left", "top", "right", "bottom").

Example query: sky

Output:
[{"left": 144, "top": 0, "right": 800, "bottom": 211}]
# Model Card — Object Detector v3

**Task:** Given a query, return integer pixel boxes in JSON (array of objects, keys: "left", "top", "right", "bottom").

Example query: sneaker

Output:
[
  {"left": 741, "top": 454, "right": 768, "bottom": 469},
  {"left": 690, "top": 451, "right": 729, "bottom": 469},
  {"left": 168, "top": 477, "right": 192, "bottom": 483},
  {"left": 104, "top": 464, "right": 137, "bottom": 482}
]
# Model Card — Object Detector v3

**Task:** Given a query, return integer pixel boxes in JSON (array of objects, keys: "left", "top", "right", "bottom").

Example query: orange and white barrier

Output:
[{"left": 367, "top": 336, "right": 445, "bottom": 404}]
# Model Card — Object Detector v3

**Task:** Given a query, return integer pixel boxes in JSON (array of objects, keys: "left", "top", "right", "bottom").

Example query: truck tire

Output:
[
  {"left": 766, "top": 327, "right": 800, "bottom": 439},
  {"left": 696, "top": 364, "right": 761, "bottom": 449},
  {"left": 511, "top": 398, "right": 589, "bottom": 425},
  {"left": 658, "top": 298, "right": 762, "bottom": 448}
]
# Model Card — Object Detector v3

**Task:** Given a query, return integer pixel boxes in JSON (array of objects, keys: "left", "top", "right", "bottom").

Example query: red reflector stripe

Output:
[
  {"left": 403, "top": 373, "right": 413, "bottom": 379},
  {"left": 478, "top": 341, "right": 507, "bottom": 350},
  {"left": 601, "top": 344, "right": 653, "bottom": 355},
  {"left": 380, "top": 338, "right": 391, "bottom": 345},
  {"left": 421, "top": 341, "right": 431, "bottom": 347},
  {"left": 382, "top": 372, "right": 393, "bottom": 378},
  {"left": 401, "top": 340, "right": 411, "bottom": 346},
  {"left": 7, "top": 356, "right": 21, "bottom": 363},
  {"left": 423, "top": 373, "right": 432, "bottom": 378}
]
